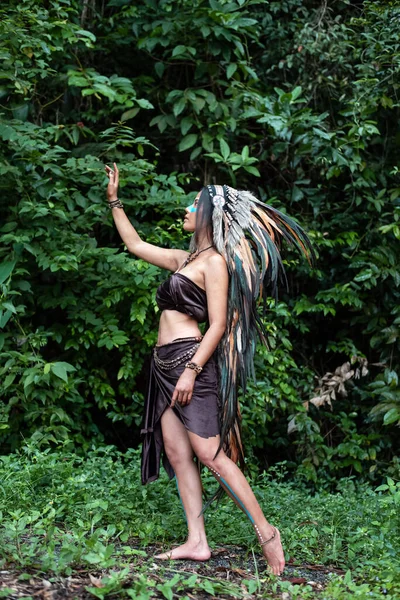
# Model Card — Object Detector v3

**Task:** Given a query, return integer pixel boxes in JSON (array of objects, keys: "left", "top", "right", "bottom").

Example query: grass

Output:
[{"left": 0, "top": 443, "right": 399, "bottom": 599}]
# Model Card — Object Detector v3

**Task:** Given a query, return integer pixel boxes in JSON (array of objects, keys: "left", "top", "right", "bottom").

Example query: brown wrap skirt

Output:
[{"left": 140, "top": 336, "right": 221, "bottom": 485}]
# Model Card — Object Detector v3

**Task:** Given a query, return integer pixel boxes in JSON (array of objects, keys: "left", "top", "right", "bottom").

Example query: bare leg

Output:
[
  {"left": 154, "top": 408, "right": 211, "bottom": 561},
  {"left": 188, "top": 431, "right": 285, "bottom": 576}
]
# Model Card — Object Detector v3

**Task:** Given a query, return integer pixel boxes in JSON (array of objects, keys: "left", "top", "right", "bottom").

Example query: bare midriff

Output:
[{"left": 157, "top": 309, "right": 202, "bottom": 346}]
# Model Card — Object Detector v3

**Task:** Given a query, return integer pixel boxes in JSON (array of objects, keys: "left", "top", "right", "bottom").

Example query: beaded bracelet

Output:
[
  {"left": 108, "top": 198, "right": 124, "bottom": 209},
  {"left": 184, "top": 361, "right": 203, "bottom": 374}
]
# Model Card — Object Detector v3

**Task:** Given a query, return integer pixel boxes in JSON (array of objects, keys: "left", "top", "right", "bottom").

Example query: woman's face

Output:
[{"left": 183, "top": 191, "right": 201, "bottom": 232}]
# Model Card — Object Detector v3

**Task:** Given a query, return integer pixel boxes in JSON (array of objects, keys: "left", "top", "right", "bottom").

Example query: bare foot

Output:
[
  {"left": 260, "top": 526, "right": 285, "bottom": 576},
  {"left": 154, "top": 540, "right": 211, "bottom": 561}
]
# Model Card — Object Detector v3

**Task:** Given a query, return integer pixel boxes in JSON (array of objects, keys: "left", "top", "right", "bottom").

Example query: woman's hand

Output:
[
  {"left": 105, "top": 162, "right": 119, "bottom": 202},
  {"left": 171, "top": 369, "right": 197, "bottom": 408}
]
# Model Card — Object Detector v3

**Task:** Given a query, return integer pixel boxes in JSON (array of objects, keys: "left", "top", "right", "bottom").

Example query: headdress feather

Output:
[
  {"left": 198, "top": 185, "right": 315, "bottom": 512},
  {"left": 199, "top": 184, "right": 316, "bottom": 510}
]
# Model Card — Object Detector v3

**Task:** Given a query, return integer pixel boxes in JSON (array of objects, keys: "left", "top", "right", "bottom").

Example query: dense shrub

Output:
[{"left": 0, "top": 0, "right": 399, "bottom": 483}]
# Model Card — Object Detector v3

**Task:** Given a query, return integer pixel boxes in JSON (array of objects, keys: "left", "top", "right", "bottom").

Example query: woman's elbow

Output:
[{"left": 209, "top": 321, "right": 226, "bottom": 340}]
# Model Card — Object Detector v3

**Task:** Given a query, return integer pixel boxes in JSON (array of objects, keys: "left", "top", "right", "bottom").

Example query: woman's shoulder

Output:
[{"left": 204, "top": 252, "right": 228, "bottom": 275}]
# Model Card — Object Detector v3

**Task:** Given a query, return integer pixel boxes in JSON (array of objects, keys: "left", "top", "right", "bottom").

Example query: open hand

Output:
[
  {"left": 105, "top": 162, "right": 119, "bottom": 202},
  {"left": 171, "top": 370, "right": 196, "bottom": 407}
]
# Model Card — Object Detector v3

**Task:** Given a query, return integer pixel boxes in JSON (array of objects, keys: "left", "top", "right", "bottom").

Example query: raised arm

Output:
[{"left": 105, "top": 163, "right": 188, "bottom": 272}]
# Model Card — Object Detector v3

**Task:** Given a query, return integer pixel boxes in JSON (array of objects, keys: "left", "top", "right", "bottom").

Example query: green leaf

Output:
[
  {"left": 92, "top": 84, "right": 116, "bottom": 100},
  {"left": 0, "top": 261, "right": 16, "bottom": 285},
  {"left": 375, "top": 484, "right": 389, "bottom": 492},
  {"left": 234, "top": 40, "right": 245, "bottom": 56},
  {"left": 291, "top": 185, "right": 304, "bottom": 202},
  {"left": 313, "top": 127, "right": 333, "bottom": 140},
  {"left": 0, "top": 125, "right": 18, "bottom": 141},
  {"left": 178, "top": 134, "right": 198, "bottom": 152},
  {"left": 244, "top": 165, "right": 260, "bottom": 177},
  {"left": 1, "top": 302, "right": 16, "bottom": 314},
  {"left": 0, "top": 310, "right": 12, "bottom": 329},
  {"left": 344, "top": 570, "right": 352, "bottom": 584},
  {"left": 241, "top": 145, "right": 249, "bottom": 160},
  {"left": 51, "top": 361, "right": 76, "bottom": 383},
  {"left": 0, "top": 222, "right": 17, "bottom": 233},
  {"left": 4, "top": 373, "right": 16, "bottom": 389},
  {"left": 201, "top": 133, "right": 214, "bottom": 152},
  {"left": 51, "top": 364, "right": 68, "bottom": 382},
  {"left": 180, "top": 117, "right": 193, "bottom": 136},
  {"left": 291, "top": 86, "right": 303, "bottom": 101},
  {"left": 201, "top": 580, "right": 215, "bottom": 594},
  {"left": 136, "top": 98, "right": 154, "bottom": 109},
  {"left": 383, "top": 408, "right": 400, "bottom": 425},
  {"left": 76, "top": 29, "right": 96, "bottom": 42},
  {"left": 157, "top": 583, "right": 173, "bottom": 600},
  {"left": 72, "top": 127, "right": 80, "bottom": 145},
  {"left": 121, "top": 108, "right": 139, "bottom": 121},
  {"left": 354, "top": 269, "right": 373, "bottom": 282},
  {"left": 23, "top": 372, "right": 36, "bottom": 390},
  {"left": 226, "top": 63, "right": 237, "bottom": 79},
  {"left": 219, "top": 139, "right": 230, "bottom": 161},
  {"left": 243, "top": 65, "right": 258, "bottom": 81},
  {"left": 154, "top": 62, "right": 165, "bottom": 78},
  {"left": 172, "top": 45, "right": 190, "bottom": 58},
  {"left": 244, "top": 579, "right": 258, "bottom": 594},
  {"left": 173, "top": 98, "right": 186, "bottom": 117},
  {"left": 190, "top": 147, "right": 202, "bottom": 160}
]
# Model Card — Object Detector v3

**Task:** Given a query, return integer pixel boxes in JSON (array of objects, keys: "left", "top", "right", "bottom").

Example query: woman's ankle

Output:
[
  {"left": 187, "top": 532, "right": 208, "bottom": 546},
  {"left": 254, "top": 521, "right": 276, "bottom": 544}
]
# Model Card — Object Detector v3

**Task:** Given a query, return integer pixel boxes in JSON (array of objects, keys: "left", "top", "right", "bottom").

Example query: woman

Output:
[{"left": 105, "top": 163, "right": 315, "bottom": 576}]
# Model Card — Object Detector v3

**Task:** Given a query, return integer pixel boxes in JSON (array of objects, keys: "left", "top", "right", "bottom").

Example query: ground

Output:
[
  {"left": 0, "top": 448, "right": 398, "bottom": 599},
  {"left": 0, "top": 542, "right": 345, "bottom": 599}
]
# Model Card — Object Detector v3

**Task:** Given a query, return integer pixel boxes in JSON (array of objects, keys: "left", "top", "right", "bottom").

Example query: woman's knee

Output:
[
  {"left": 196, "top": 448, "right": 226, "bottom": 473},
  {"left": 164, "top": 440, "right": 194, "bottom": 469}
]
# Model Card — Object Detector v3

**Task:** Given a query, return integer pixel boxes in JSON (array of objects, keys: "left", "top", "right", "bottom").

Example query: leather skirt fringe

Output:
[{"left": 140, "top": 336, "right": 221, "bottom": 485}]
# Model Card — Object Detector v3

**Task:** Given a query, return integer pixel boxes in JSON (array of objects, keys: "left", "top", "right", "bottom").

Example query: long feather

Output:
[{"left": 213, "top": 187, "right": 316, "bottom": 467}]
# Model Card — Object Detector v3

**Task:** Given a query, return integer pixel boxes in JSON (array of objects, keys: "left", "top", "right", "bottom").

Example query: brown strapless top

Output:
[{"left": 155, "top": 273, "right": 208, "bottom": 323}]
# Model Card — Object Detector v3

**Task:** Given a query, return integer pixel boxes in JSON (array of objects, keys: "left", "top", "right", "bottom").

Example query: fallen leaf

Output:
[
  {"left": 286, "top": 577, "right": 308, "bottom": 584},
  {"left": 89, "top": 574, "right": 104, "bottom": 588},
  {"left": 231, "top": 567, "right": 250, "bottom": 577},
  {"left": 211, "top": 548, "right": 229, "bottom": 556}
]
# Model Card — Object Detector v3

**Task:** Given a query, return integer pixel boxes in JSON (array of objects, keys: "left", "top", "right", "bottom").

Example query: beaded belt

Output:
[{"left": 153, "top": 337, "right": 202, "bottom": 371}]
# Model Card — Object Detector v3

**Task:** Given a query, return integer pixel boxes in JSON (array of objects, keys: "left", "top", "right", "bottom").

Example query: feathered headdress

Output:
[{"left": 195, "top": 184, "right": 316, "bottom": 474}]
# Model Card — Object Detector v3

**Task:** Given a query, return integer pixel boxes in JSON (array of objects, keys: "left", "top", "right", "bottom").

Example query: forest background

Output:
[
  {"left": 1, "top": 0, "right": 399, "bottom": 484},
  {"left": 1, "top": 0, "right": 400, "bottom": 596}
]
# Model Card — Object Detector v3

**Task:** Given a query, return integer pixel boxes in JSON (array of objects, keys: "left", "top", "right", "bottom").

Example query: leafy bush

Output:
[{"left": 0, "top": 0, "right": 399, "bottom": 484}]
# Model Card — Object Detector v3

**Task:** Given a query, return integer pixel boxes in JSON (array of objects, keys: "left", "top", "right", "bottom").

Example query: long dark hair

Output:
[{"left": 190, "top": 187, "right": 215, "bottom": 251}]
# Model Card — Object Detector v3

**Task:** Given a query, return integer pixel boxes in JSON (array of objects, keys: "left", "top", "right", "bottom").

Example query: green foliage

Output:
[
  {"left": 0, "top": 0, "right": 399, "bottom": 485},
  {"left": 0, "top": 446, "right": 399, "bottom": 598},
  {"left": 0, "top": 117, "right": 192, "bottom": 449}
]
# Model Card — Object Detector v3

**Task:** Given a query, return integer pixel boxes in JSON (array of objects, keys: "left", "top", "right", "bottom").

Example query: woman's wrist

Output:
[
  {"left": 108, "top": 197, "right": 124, "bottom": 209},
  {"left": 184, "top": 361, "right": 203, "bottom": 375},
  {"left": 183, "top": 367, "right": 198, "bottom": 379}
]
